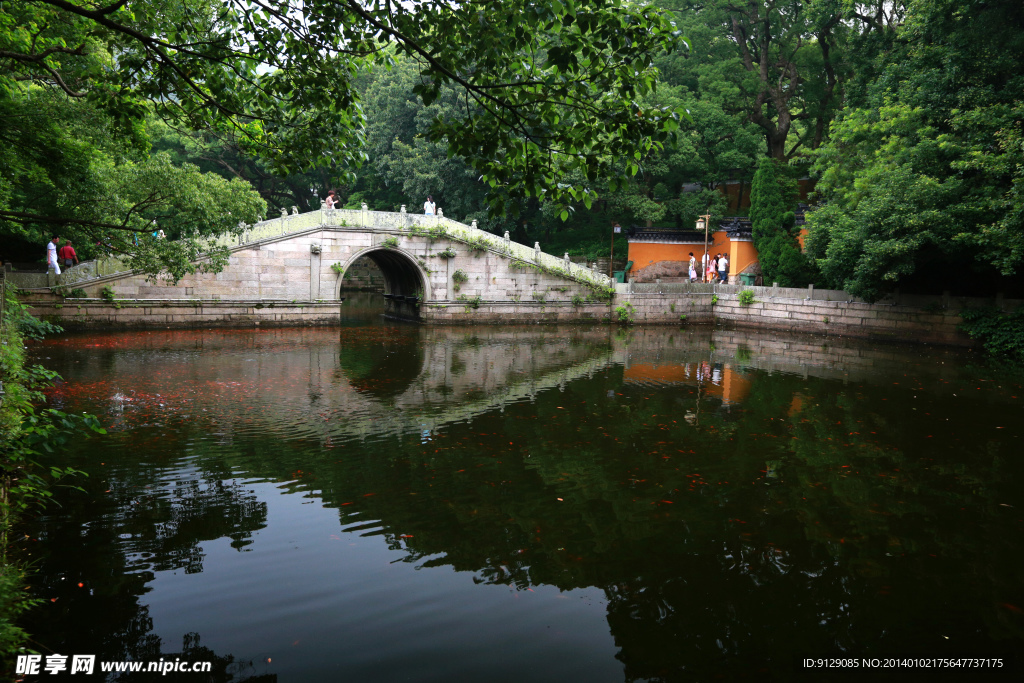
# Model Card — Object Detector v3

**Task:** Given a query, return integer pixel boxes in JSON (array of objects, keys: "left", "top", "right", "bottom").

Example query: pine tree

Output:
[{"left": 749, "top": 158, "right": 809, "bottom": 286}]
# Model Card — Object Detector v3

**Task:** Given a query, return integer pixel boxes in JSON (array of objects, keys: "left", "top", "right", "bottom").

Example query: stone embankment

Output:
[{"left": 613, "top": 282, "right": 1013, "bottom": 346}]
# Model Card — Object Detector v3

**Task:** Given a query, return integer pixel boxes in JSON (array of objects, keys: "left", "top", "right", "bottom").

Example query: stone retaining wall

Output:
[
  {"left": 613, "top": 292, "right": 715, "bottom": 325},
  {"left": 419, "top": 300, "right": 614, "bottom": 324},
  {"left": 711, "top": 288, "right": 970, "bottom": 345},
  {"left": 28, "top": 297, "right": 343, "bottom": 329}
]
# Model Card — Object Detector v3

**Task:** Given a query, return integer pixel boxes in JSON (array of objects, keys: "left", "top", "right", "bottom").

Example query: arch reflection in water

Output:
[{"left": 338, "top": 332, "right": 425, "bottom": 401}]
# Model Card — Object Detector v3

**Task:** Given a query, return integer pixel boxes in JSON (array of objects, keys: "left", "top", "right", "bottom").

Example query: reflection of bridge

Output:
[
  {"left": 37, "top": 207, "right": 616, "bottom": 324},
  {"left": 74, "top": 324, "right": 969, "bottom": 446},
  {"left": 72, "top": 326, "right": 617, "bottom": 443}
]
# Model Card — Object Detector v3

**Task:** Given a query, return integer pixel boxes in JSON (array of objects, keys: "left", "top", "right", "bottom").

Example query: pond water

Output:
[{"left": 20, "top": 294, "right": 1024, "bottom": 681}]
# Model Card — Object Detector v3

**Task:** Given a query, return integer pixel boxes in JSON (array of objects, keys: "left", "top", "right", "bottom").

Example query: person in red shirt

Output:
[{"left": 58, "top": 240, "right": 78, "bottom": 268}]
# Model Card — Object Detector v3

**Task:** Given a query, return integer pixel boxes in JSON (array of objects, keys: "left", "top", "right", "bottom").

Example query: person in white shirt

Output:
[
  {"left": 325, "top": 190, "right": 338, "bottom": 209},
  {"left": 424, "top": 195, "right": 436, "bottom": 215},
  {"left": 718, "top": 254, "right": 729, "bottom": 284},
  {"left": 46, "top": 236, "right": 61, "bottom": 275}
]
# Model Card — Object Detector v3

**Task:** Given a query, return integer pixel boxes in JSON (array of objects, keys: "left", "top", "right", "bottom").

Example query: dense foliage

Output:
[
  {"left": 0, "top": 283, "right": 104, "bottom": 669},
  {"left": 958, "top": 307, "right": 1024, "bottom": 361},
  {"left": 805, "top": 0, "right": 1024, "bottom": 301}
]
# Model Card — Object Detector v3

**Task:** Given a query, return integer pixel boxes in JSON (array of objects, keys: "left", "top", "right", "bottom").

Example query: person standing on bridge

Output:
[
  {"left": 424, "top": 195, "right": 436, "bottom": 216},
  {"left": 46, "top": 235, "right": 61, "bottom": 275},
  {"left": 58, "top": 240, "right": 78, "bottom": 268},
  {"left": 326, "top": 190, "right": 338, "bottom": 209}
]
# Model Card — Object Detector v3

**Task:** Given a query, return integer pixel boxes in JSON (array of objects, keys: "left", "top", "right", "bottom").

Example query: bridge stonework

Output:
[{"left": 39, "top": 208, "right": 618, "bottom": 326}]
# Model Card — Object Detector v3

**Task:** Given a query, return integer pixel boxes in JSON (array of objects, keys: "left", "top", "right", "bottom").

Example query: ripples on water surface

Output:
[{"left": 21, "top": 297, "right": 1024, "bottom": 681}]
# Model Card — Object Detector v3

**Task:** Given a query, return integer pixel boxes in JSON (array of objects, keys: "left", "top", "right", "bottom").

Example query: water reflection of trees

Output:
[
  {"left": 33, "top": 326, "right": 1024, "bottom": 680},
  {"left": 24, "top": 457, "right": 273, "bottom": 681},
  {"left": 253, "top": 363, "right": 1021, "bottom": 679}
]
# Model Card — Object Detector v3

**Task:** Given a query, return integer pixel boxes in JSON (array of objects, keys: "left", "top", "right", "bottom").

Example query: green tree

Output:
[
  {"left": 356, "top": 55, "right": 521, "bottom": 233},
  {"left": 1, "top": 0, "right": 685, "bottom": 228},
  {"left": 0, "top": 83, "right": 266, "bottom": 279},
  {"left": 805, "top": 0, "right": 1024, "bottom": 301},
  {"left": 149, "top": 119, "right": 332, "bottom": 216},
  {"left": 749, "top": 157, "right": 809, "bottom": 286}
]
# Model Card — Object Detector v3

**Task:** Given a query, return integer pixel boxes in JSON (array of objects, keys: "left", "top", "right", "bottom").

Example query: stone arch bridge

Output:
[{"left": 55, "top": 206, "right": 618, "bottom": 324}]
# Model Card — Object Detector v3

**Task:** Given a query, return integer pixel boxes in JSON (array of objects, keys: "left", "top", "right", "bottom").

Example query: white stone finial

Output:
[
  {"left": 438, "top": 208, "right": 444, "bottom": 218},
  {"left": 280, "top": 207, "right": 288, "bottom": 217},
  {"left": 291, "top": 206, "right": 299, "bottom": 215},
  {"left": 534, "top": 242, "right": 541, "bottom": 251},
  {"left": 471, "top": 220, "right": 477, "bottom": 230},
  {"left": 503, "top": 231, "right": 510, "bottom": 241},
  {"left": 400, "top": 205, "right": 407, "bottom": 213},
  {"left": 564, "top": 253, "right": 570, "bottom": 262},
  {"left": 361, "top": 202, "right": 368, "bottom": 211}
]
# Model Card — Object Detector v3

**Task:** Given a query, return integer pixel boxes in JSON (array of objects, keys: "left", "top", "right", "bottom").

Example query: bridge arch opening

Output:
[{"left": 337, "top": 247, "right": 427, "bottom": 320}]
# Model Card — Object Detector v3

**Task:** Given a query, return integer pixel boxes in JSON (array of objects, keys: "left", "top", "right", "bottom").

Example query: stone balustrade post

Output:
[
  {"left": 291, "top": 206, "right": 299, "bottom": 215},
  {"left": 471, "top": 220, "right": 477, "bottom": 230},
  {"left": 280, "top": 207, "right": 287, "bottom": 236},
  {"left": 534, "top": 242, "right": 541, "bottom": 262},
  {"left": 361, "top": 202, "right": 368, "bottom": 228}
]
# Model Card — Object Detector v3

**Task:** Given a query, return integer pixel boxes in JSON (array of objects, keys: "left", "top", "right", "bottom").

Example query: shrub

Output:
[
  {"left": 100, "top": 286, "right": 116, "bottom": 302},
  {"left": 615, "top": 302, "right": 634, "bottom": 325},
  {"left": 571, "top": 295, "right": 584, "bottom": 307},
  {"left": 69, "top": 288, "right": 87, "bottom": 298},
  {"left": 0, "top": 284, "right": 103, "bottom": 664},
  {"left": 738, "top": 289, "right": 756, "bottom": 306},
  {"left": 381, "top": 236, "right": 399, "bottom": 249},
  {"left": 959, "top": 307, "right": 1024, "bottom": 360},
  {"left": 711, "top": 294, "right": 719, "bottom": 305},
  {"left": 330, "top": 262, "right": 345, "bottom": 274},
  {"left": 437, "top": 247, "right": 457, "bottom": 258}
]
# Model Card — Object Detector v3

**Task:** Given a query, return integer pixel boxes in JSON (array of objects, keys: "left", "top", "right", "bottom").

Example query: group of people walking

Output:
[
  {"left": 688, "top": 251, "right": 729, "bottom": 283},
  {"left": 46, "top": 236, "right": 77, "bottom": 275}
]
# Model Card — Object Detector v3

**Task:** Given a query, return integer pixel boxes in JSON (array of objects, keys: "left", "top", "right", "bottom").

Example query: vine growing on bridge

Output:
[{"left": 452, "top": 269, "right": 469, "bottom": 292}]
